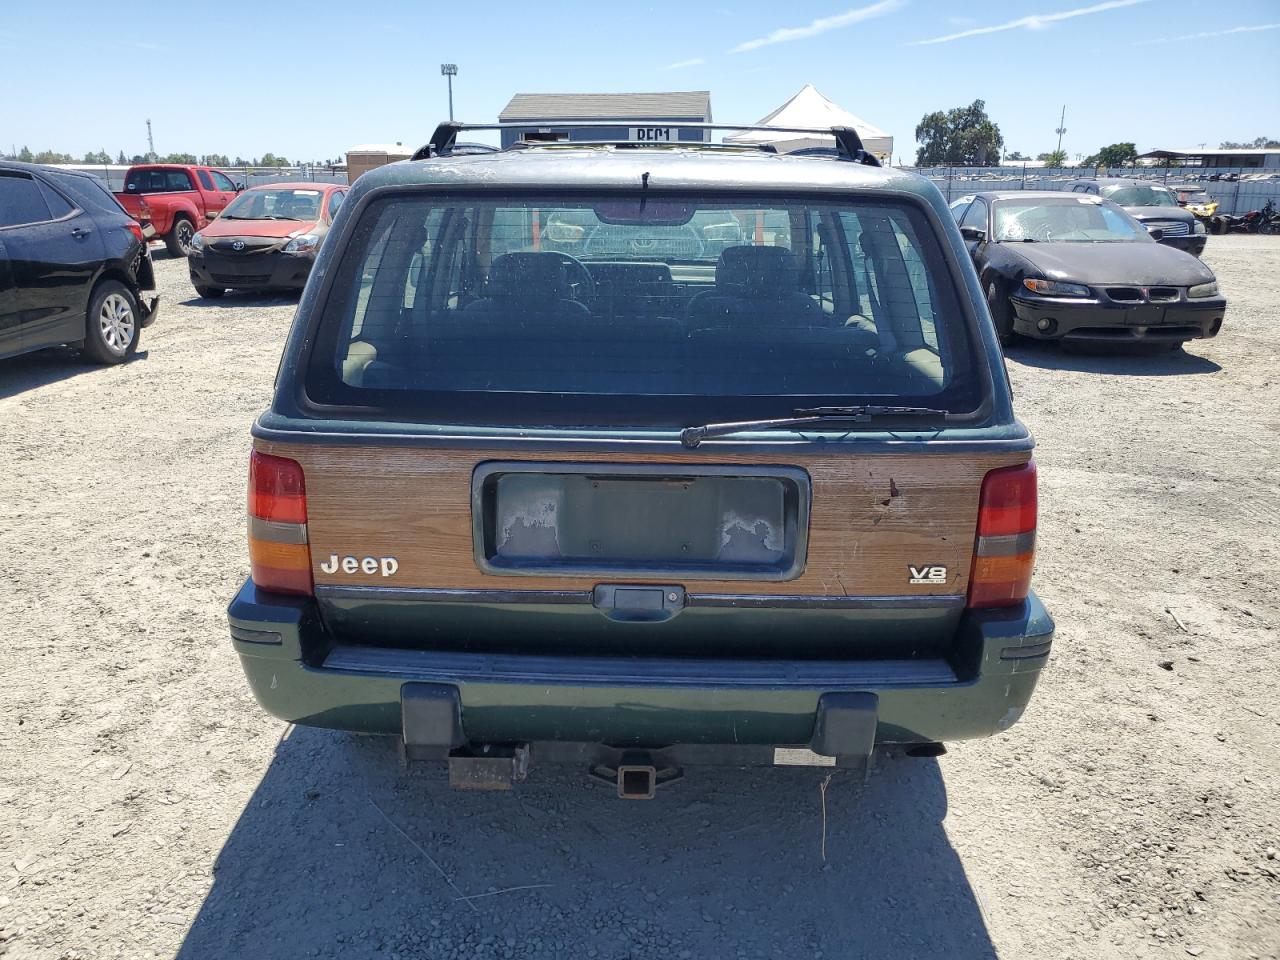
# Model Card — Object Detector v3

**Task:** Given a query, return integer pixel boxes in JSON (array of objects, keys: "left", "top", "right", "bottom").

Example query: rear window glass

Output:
[
  {"left": 49, "top": 172, "right": 128, "bottom": 216},
  {"left": 124, "top": 168, "right": 193, "bottom": 193},
  {"left": 305, "top": 192, "right": 982, "bottom": 426}
]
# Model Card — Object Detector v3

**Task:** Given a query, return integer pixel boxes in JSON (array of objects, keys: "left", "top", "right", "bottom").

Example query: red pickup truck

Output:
[{"left": 114, "top": 164, "right": 242, "bottom": 257}]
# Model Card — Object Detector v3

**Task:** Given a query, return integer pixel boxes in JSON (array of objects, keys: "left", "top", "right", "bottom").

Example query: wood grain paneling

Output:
[{"left": 257, "top": 440, "right": 1029, "bottom": 597}]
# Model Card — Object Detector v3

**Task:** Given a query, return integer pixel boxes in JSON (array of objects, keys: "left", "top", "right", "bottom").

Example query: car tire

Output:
[
  {"left": 82, "top": 280, "right": 140, "bottom": 364},
  {"left": 165, "top": 217, "right": 195, "bottom": 257},
  {"left": 986, "top": 279, "right": 1016, "bottom": 346},
  {"left": 194, "top": 284, "right": 225, "bottom": 299}
]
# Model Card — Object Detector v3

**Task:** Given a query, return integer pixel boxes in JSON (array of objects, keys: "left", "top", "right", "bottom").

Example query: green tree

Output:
[
  {"left": 1219, "top": 136, "right": 1280, "bottom": 149},
  {"left": 1086, "top": 142, "right": 1139, "bottom": 169},
  {"left": 17, "top": 146, "right": 33, "bottom": 162},
  {"left": 32, "top": 150, "right": 74, "bottom": 164},
  {"left": 117, "top": 150, "right": 128, "bottom": 165},
  {"left": 914, "top": 100, "right": 1004, "bottom": 167},
  {"left": 259, "top": 152, "right": 290, "bottom": 167},
  {"left": 161, "top": 152, "right": 197, "bottom": 164},
  {"left": 83, "top": 149, "right": 112, "bottom": 164},
  {"left": 1037, "top": 149, "right": 1068, "bottom": 166},
  {"left": 202, "top": 153, "right": 231, "bottom": 167},
  {"left": 1005, "top": 151, "right": 1030, "bottom": 161}
]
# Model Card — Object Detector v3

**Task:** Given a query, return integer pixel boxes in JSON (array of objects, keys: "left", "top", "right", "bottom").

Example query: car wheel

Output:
[
  {"left": 165, "top": 217, "right": 195, "bottom": 257},
  {"left": 194, "top": 284, "right": 225, "bottom": 299},
  {"left": 82, "top": 281, "right": 140, "bottom": 364},
  {"left": 985, "top": 279, "right": 1016, "bottom": 346}
]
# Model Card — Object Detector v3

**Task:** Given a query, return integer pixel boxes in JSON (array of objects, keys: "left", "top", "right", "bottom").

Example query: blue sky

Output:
[{"left": 3, "top": 0, "right": 1278, "bottom": 164}]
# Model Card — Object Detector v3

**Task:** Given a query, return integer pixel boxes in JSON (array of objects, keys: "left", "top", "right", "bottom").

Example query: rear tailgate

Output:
[{"left": 257, "top": 440, "right": 1028, "bottom": 659}]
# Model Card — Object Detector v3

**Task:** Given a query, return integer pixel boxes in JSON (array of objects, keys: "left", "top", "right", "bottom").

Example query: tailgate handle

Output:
[{"left": 593, "top": 584, "right": 685, "bottom": 623}]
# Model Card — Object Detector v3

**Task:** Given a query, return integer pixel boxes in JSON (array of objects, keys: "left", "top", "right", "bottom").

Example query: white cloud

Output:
[
  {"left": 663, "top": 57, "right": 706, "bottom": 69},
  {"left": 730, "top": 0, "right": 904, "bottom": 54},
  {"left": 1134, "top": 21, "right": 1280, "bottom": 45},
  {"left": 910, "top": 0, "right": 1149, "bottom": 45}
]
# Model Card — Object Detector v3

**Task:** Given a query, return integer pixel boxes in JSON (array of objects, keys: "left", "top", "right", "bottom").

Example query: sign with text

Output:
[{"left": 629, "top": 127, "right": 679, "bottom": 142}]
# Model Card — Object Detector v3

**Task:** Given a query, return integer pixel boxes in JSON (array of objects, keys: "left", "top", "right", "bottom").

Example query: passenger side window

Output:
[
  {"left": 38, "top": 181, "right": 75, "bottom": 220},
  {"left": 960, "top": 199, "right": 987, "bottom": 231},
  {"left": 0, "top": 174, "right": 53, "bottom": 227},
  {"left": 210, "top": 171, "right": 236, "bottom": 192},
  {"left": 197, "top": 170, "right": 214, "bottom": 190}
]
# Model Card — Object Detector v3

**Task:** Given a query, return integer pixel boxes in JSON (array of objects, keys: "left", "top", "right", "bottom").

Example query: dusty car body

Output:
[
  {"left": 227, "top": 121, "right": 1054, "bottom": 794},
  {"left": 952, "top": 191, "right": 1225, "bottom": 347},
  {"left": 1066, "top": 178, "right": 1206, "bottom": 256},
  {"left": 114, "top": 163, "right": 241, "bottom": 257},
  {"left": 186, "top": 182, "right": 347, "bottom": 297},
  {"left": 1, "top": 161, "right": 159, "bottom": 363}
]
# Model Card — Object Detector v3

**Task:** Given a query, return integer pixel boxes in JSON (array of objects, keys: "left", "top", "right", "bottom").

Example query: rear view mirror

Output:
[
  {"left": 960, "top": 225, "right": 986, "bottom": 242},
  {"left": 593, "top": 200, "right": 694, "bottom": 225}
]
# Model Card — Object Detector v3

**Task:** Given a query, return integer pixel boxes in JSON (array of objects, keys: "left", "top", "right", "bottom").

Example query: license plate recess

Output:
[{"left": 472, "top": 462, "right": 810, "bottom": 580}]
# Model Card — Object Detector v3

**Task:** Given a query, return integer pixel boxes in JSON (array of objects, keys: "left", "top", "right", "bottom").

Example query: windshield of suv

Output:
[
  {"left": 993, "top": 197, "right": 1149, "bottom": 243},
  {"left": 305, "top": 192, "right": 983, "bottom": 426},
  {"left": 221, "top": 188, "right": 322, "bottom": 221},
  {"left": 1099, "top": 184, "right": 1179, "bottom": 207}
]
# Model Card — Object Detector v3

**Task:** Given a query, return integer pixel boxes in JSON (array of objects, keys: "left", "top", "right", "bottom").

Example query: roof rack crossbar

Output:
[{"left": 413, "top": 120, "right": 880, "bottom": 166}]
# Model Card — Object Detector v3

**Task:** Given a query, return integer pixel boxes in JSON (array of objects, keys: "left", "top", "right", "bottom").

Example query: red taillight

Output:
[
  {"left": 125, "top": 221, "right": 144, "bottom": 243},
  {"left": 967, "top": 461, "right": 1037, "bottom": 609},
  {"left": 248, "top": 451, "right": 312, "bottom": 596}
]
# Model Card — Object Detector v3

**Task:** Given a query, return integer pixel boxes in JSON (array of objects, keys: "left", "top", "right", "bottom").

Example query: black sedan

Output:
[
  {"left": 950, "top": 192, "right": 1226, "bottom": 349},
  {"left": 1065, "top": 178, "right": 1206, "bottom": 256},
  {"left": 1, "top": 161, "right": 159, "bottom": 364}
]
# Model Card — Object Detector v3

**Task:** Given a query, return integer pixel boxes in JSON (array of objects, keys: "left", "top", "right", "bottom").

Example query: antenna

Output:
[{"left": 146, "top": 119, "right": 155, "bottom": 159}]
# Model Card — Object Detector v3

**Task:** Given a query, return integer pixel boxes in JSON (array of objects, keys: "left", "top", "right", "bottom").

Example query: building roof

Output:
[
  {"left": 499, "top": 91, "right": 712, "bottom": 121},
  {"left": 346, "top": 143, "right": 411, "bottom": 155},
  {"left": 1139, "top": 147, "right": 1280, "bottom": 158}
]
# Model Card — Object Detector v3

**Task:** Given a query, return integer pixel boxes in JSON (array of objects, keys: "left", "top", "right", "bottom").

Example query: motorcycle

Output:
[{"left": 1212, "top": 199, "right": 1277, "bottom": 235}]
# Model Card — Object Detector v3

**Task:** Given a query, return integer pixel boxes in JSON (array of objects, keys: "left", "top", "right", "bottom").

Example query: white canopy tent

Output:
[{"left": 725, "top": 84, "right": 893, "bottom": 161}]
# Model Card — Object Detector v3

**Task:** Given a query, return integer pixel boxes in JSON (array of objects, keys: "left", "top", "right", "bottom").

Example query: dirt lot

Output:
[{"left": 1, "top": 237, "right": 1277, "bottom": 960}]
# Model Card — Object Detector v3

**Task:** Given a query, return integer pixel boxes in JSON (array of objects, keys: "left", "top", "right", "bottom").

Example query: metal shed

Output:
[{"left": 496, "top": 92, "right": 712, "bottom": 149}]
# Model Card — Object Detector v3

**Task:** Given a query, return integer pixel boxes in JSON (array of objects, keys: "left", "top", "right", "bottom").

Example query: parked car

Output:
[
  {"left": 0, "top": 161, "right": 159, "bottom": 364},
  {"left": 186, "top": 182, "right": 347, "bottom": 297},
  {"left": 113, "top": 163, "right": 241, "bottom": 257},
  {"left": 1066, "top": 178, "right": 1205, "bottom": 256},
  {"left": 227, "top": 120, "right": 1055, "bottom": 796},
  {"left": 951, "top": 191, "right": 1225, "bottom": 349}
]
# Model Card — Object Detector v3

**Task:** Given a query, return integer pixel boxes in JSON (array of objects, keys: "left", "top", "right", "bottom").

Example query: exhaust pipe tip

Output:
[{"left": 903, "top": 742, "right": 947, "bottom": 759}]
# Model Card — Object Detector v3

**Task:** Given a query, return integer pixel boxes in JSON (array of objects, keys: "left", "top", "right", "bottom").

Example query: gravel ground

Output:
[{"left": 0, "top": 237, "right": 1277, "bottom": 960}]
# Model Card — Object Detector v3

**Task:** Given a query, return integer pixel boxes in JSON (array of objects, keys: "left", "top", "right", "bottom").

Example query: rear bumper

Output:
[
  {"left": 227, "top": 580, "right": 1055, "bottom": 753},
  {"left": 188, "top": 249, "right": 315, "bottom": 290},
  {"left": 1011, "top": 294, "right": 1226, "bottom": 343}
]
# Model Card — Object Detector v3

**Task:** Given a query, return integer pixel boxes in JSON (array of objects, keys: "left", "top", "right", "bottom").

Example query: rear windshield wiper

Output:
[{"left": 680, "top": 405, "right": 950, "bottom": 448}]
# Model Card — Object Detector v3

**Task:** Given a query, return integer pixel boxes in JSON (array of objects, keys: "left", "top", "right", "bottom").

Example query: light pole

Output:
[
  {"left": 440, "top": 64, "right": 457, "bottom": 121},
  {"left": 1054, "top": 104, "right": 1067, "bottom": 158}
]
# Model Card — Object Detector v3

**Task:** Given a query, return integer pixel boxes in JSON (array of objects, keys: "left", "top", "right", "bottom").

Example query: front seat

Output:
[{"left": 687, "top": 245, "right": 823, "bottom": 330}]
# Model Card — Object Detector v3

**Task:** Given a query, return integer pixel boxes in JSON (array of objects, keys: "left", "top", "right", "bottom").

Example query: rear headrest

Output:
[
  {"left": 715, "top": 246, "right": 799, "bottom": 298},
  {"left": 486, "top": 253, "right": 568, "bottom": 300}
]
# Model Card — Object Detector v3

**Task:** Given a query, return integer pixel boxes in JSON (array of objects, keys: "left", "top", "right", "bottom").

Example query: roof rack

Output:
[{"left": 412, "top": 121, "right": 881, "bottom": 167}]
